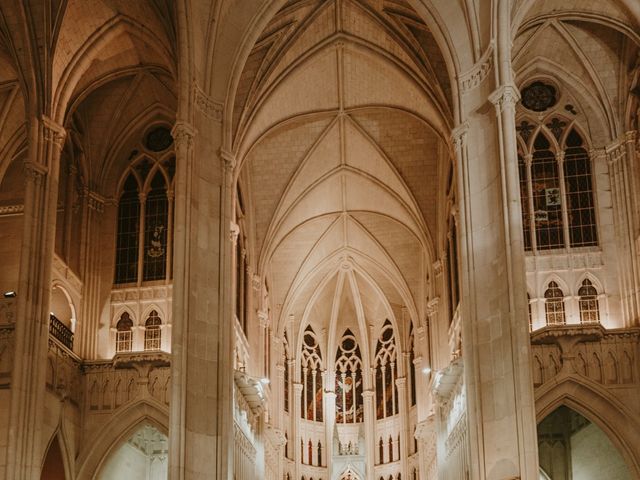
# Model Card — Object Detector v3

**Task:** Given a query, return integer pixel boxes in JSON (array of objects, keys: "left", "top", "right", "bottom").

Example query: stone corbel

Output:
[
  {"left": 230, "top": 221, "right": 240, "bottom": 244},
  {"left": 24, "top": 161, "right": 48, "bottom": 185},
  {"left": 450, "top": 122, "right": 468, "bottom": 153}
]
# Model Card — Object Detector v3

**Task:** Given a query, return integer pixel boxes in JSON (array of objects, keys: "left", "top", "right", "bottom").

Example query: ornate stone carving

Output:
[
  {"left": 450, "top": 122, "right": 468, "bottom": 152},
  {"left": 23, "top": 161, "right": 47, "bottom": 185},
  {"left": 458, "top": 45, "right": 493, "bottom": 93},
  {"left": 220, "top": 148, "right": 236, "bottom": 170},
  {"left": 520, "top": 81, "right": 558, "bottom": 112},
  {"left": 171, "top": 121, "right": 196, "bottom": 150},
  {"left": 489, "top": 84, "right": 521, "bottom": 114},
  {"left": 0, "top": 204, "right": 24, "bottom": 216},
  {"left": 194, "top": 83, "right": 224, "bottom": 121},
  {"left": 230, "top": 221, "right": 240, "bottom": 244},
  {"left": 41, "top": 116, "right": 66, "bottom": 150}
]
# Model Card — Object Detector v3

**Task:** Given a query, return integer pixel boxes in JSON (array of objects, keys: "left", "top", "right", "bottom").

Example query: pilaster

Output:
[{"left": 6, "top": 116, "right": 66, "bottom": 480}]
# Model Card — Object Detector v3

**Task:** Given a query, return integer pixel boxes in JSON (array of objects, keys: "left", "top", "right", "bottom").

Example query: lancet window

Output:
[
  {"left": 335, "top": 329, "right": 363, "bottom": 423},
  {"left": 578, "top": 279, "right": 600, "bottom": 324},
  {"left": 375, "top": 320, "right": 399, "bottom": 419},
  {"left": 115, "top": 312, "right": 133, "bottom": 353},
  {"left": 300, "top": 326, "right": 323, "bottom": 422},
  {"left": 544, "top": 281, "right": 565, "bottom": 325},
  {"left": 409, "top": 324, "right": 416, "bottom": 407},
  {"left": 114, "top": 143, "right": 175, "bottom": 285},
  {"left": 516, "top": 120, "right": 597, "bottom": 252},
  {"left": 144, "top": 310, "right": 162, "bottom": 350}
]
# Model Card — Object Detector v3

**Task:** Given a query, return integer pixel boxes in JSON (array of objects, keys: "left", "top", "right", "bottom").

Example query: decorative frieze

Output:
[
  {"left": 458, "top": 45, "right": 493, "bottom": 93},
  {"left": 0, "top": 204, "right": 24, "bottom": 216},
  {"left": 194, "top": 83, "right": 224, "bottom": 121}
]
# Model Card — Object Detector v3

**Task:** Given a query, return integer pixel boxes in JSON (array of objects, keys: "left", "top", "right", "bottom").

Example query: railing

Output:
[{"left": 49, "top": 314, "right": 73, "bottom": 350}]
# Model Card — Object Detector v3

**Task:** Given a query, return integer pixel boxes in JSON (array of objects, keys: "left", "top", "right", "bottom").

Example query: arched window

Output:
[
  {"left": 317, "top": 441, "right": 322, "bottom": 467},
  {"left": 517, "top": 121, "right": 597, "bottom": 251},
  {"left": 115, "top": 174, "right": 140, "bottom": 284},
  {"left": 284, "top": 432, "right": 288, "bottom": 459},
  {"left": 379, "top": 438, "right": 384, "bottom": 464},
  {"left": 335, "top": 329, "right": 363, "bottom": 424},
  {"left": 300, "top": 326, "right": 323, "bottom": 422},
  {"left": 114, "top": 149, "right": 175, "bottom": 285},
  {"left": 144, "top": 310, "right": 162, "bottom": 350},
  {"left": 143, "top": 172, "right": 169, "bottom": 281},
  {"left": 375, "top": 320, "right": 398, "bottom": 419},
  {"left": 578, "top": 279, "right": 600, "bottom": 324},
  {"left": 115, "top": 312, "right": 133, "bottom": 353},
  {"left": 544, "top": 281, "right": 565, "bottom": 325},
  {"left": 527, "top": 293, "right": 532, "bottom": 331},
  {"left": 388, "top": 436, "right": 393, "bottom": 462},
  {"left": 308, "top": 440, "right": 313, "bottom": 465}
]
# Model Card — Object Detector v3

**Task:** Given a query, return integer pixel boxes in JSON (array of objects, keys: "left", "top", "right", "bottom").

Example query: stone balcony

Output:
[{"left": 530, "top": 323, "right": 640, "bottom": 403}]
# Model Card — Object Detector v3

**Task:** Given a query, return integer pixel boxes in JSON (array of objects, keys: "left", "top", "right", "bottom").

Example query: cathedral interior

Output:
[{"left": 0, "top": 1, "right": 639, "bottom": 479}]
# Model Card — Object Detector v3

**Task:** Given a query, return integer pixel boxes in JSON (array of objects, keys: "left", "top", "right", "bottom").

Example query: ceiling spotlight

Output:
[
  {"left": 260, "top": 377, "right": 271, "bottom": 385},
  {"left": 3, "top": 291, "right": 16, "bottom": 298}
]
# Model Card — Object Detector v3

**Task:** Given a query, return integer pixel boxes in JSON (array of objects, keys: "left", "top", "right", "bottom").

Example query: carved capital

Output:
[
  {"left": 258, "top": 309, "right": 269, "bottom": 327},
  {"left": 24, "top": 161, "right": 48, "bottom": 185},
  {"left": 87, "top": 190, "right": 106, "bottom": 213},
  {"left": 450, "top": 122, "right": 469, "bottom": 152},
  {"left": 252, "top": 273, "right": 261, "bottom": 291},
  {"left": 194, "top": 83, "right": 223, "bottom": 121},
  {"left": 426, "top": 297, "right": 440, "bottom": 317},
  {"left": 489, "top": 84, "right": 521, "bottom": 114},
  {"left": 41, "top": 116, "right": 66, "bottom": 151},
  {"left": 171, "top": 122, "right": 196, "bottom": 151}
]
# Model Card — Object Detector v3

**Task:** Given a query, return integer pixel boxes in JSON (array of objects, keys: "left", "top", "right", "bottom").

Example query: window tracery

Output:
[
  {"left": 300, "top": 326, "right": 323, "bottom": 422},
  {"left": 335, "top": 329, "right": 363, "bottom": 424},
  {"left": 114, "top": 154, "right": 175, "bottom": 285},
  {"left": 144, "top": 310, "right": 162, "bottom": 350},
  {"left": 115, "top": 312, "right": 133, "bottom": 353},
  {"left": 375, "top": 320, "right": 398, "bottom": 419},
  {"left": 517, "top": 120, "right": 597, "bottom": 252},
  {"left": 578, "top": 279, "right": 600, "bottom": 324},
  {"left": 544, "top": 281, "right": 566, "bottom": 325}
]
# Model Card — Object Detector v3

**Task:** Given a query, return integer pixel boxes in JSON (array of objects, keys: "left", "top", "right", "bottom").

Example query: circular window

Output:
[
  {"left": 521, "top": 81, "right": 558, "bottom": 112},
  {"left": 145, "top": 126, "right": 173, "bottom": 152}
]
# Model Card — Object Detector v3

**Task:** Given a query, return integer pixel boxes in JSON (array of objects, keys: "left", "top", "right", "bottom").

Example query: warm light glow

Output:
[
  {"left": 422, "top": 367, "right": 432, "bottom": 374},
  {"left": 3, "top": 291, "right": 16, "bottom": 298},
  {"left": 260, "top": 377, "right": 270, "bottom": 385}
]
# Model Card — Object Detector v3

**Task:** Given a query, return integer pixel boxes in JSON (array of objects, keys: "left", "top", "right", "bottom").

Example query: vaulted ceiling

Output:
[{"left": 234, "top": 0, "right": 454, "bottom": 342}]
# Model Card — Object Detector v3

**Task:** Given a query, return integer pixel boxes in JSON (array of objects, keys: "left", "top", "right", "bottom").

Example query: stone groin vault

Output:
[{"left": 0, "top": 1, "right": 639, "bottom": 480}]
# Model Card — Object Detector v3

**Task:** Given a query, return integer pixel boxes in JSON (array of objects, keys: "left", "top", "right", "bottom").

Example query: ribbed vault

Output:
[{"left": 235, "top": 0, "right": 452, "bottom": 342}]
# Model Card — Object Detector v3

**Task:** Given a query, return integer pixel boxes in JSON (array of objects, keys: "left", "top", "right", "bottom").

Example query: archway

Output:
[
  {"left": 41, "top": 436, "right": 66, "bottom": 480},
  {"left": 97, "top": 423, "right": 167, "bottom": 480},
  {"left": 537, "top": 406, "right": 631, "bottom": 479}
]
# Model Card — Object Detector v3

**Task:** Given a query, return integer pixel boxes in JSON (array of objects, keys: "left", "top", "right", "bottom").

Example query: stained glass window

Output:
[
  {"left": 544, "top": 281, "right": 565, "bottom": 325},
  {"left": 375, "top": 320, "right": 398, "bottom": 419},
  {"left": 516, "top": 118, "right": 598, "bottom": 252},
  {"left": 564, "top": 130, "right": 597, "bottom": 247},
  {"left": 578, "top": 279, "right": 599, "bottom": 324},
  {"left": 114, "top": 175, "right": 140, "bottom": 284},
  {"left": 335, "top": 329, "right": 363, "bottom": 424},
  {"left": 144, "top": 310, "right": 161, "bottom": 350},
  {"left": 116, "top": 312, "right": 133, "bottom": 353},
  {"left": 300, "top": 326, "right": 323, "bottom": 422},
  {"left": 143, "top": 172, "right": 168, "bottom": 281}
]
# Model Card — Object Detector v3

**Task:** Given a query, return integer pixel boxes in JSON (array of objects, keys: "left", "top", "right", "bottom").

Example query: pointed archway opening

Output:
[
  {"left": 537, "top": 405, "right": 631, "bottom": 479},
  {"left": 97, "top": 424, "right": 167, "bottom": 479},
  {"left": 41, "top": 435, "right": 66, "bottom": 480}
]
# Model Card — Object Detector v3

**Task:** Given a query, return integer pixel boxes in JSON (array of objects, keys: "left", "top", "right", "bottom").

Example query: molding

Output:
[
  {"left": 193, "top": 83, "right": 223, "bottom": 121},
  {"left": 458, "top": 44, "right": 493, "bottom": 93},
  {"left": 0, "top": 204, "right": 24, "bottom": 216}
]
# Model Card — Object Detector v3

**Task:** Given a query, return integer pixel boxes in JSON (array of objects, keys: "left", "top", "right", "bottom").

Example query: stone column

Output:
[
  {"left": 453, "top": 83, "right": 538, "bottom": 478},
  {"left": 324, "top": 369, "right": 335, "bottom": 474},
  {"left": 362, "top": 388, "right": 375, "bottom": 480},
  {"left": 6, "top": 116, "right": 66, "bottom": 480},
  {"left": 168, "top": 114, "right": 235, "bottom": 479},
  {"left": 396, "top": 376, "right": 408, "bottom": 478},
  {"left": 77, "top": 189, "right": 106, "bottom": 358},
  {"left": 62, "top": 163, "right": 77, "bottom": 262},
  {"left": 415, "top": 415, "right": 436, "bottom": 480},
  {"left": 292, "top": 382, "right": 303, "bottom": 480}
]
